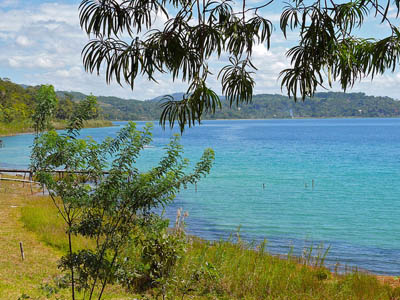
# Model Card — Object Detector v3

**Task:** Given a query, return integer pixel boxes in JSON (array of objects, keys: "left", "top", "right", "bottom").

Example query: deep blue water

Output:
[{"left": 1, "top": 118, "right": 400, "bottom": 275}]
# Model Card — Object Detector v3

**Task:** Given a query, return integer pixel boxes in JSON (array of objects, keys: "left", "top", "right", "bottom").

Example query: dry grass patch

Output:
[
  {"left": 0, "top": 179, "right": 130, "bottom": 299},
  {"left": 0, "top": 180, "right": 61, "bottom": 299}
]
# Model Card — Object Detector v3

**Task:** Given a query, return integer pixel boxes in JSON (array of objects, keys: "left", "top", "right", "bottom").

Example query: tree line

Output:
[
  {"left": 3, "top": 76, "right": 400, "bottom": 128},
  {"left": 0, "top": 78, "right": 103, "bottom": 135},
  {"left": 58, "top": 90, "right": 400, "bottom": 121}
]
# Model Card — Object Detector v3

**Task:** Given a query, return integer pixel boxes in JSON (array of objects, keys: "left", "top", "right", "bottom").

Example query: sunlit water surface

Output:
[{"left": 1, "top": 119, "right": 400, "bottom": 275}]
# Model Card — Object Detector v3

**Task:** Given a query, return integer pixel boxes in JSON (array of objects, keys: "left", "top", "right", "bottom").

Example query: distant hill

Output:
[
  {"left": 57, "top": 91, "right": 158, "bottom": 121},
  {"left": 146, "top": 92, "right": 187, "bottom": 102},
  {"left": 1, "top": 78, "right": 397, "bottom": 121},
  {"left": 146, "top": 92, "right": 227, "bottom": 102},
  {"left": 56, "top": 90, "right": 400, "bottom": 121}
]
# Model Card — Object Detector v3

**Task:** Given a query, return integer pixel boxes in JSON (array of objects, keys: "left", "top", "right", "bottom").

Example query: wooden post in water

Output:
[{"left": 19, "top": 242, "right": 25, "bottom": 261}]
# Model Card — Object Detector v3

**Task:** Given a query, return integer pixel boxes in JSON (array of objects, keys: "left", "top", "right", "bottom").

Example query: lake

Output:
[{"left": 1, "top": 118, "right": 400, "bottom": 275}]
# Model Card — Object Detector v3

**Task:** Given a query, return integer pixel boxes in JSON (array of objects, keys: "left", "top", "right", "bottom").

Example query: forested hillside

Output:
[
  {"left": 3, "top": 76, "right": 400, "bottom": 131},
  {"left": 56, "top": 91, "right": 160, "bottom": 120},
  {"left": 57, "top": 90, "right": 400, "bottom": 121},
  {"left": 0, "top": 78, "right": 38, "bottom": 134},
  {"left": 0, "top": 78, "right": 110, "bottom": 136},
  {"left": 219, "top": 92, "right": 400, "bottom": 119}
]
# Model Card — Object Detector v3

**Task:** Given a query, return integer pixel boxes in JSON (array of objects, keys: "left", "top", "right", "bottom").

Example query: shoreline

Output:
[
  {"left": 111, "top": 115, "right": 400, "bottom": 123},
  {"left": 1, "top": 176, "right": 399, "bottom": 300},
  {"left": 187, "top": 231, "right": 400, "bottom": 278},
  {"left": 0, "top": 119, "right": 114, "bottom": 138},
  {"left": 2, "top": 118, "right": 399, "bottom": 280},
  {"left": 2, "top": 172, "right": 399, "bottom": 279}
]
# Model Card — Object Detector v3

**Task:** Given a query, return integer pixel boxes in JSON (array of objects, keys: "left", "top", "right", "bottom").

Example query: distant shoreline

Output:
[
  {"left": 112, "top": 116, "right": 400, "bottom": 123},
  {"left": 0, "top": 119, "right": 113, "bottom": 138},
  {"left": 212, "top": 116, "right": 400, "bottom": 121},
  {"left": 2, "top": 116, "right": 400, "bottom": 138}
]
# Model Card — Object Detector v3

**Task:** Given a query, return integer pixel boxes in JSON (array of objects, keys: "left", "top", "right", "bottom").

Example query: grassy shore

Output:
[
  {"left": 1, "top": 179, "right": 400, "bottom": 299},
  {"left": 0, "top": 119, "right": 113, "bottom": 137},
  {"left": 0, "top": 178, "right": 130, "bottom": 299},
  {"left": 0, "top": 120, "right": 33, "bottom": 137}
]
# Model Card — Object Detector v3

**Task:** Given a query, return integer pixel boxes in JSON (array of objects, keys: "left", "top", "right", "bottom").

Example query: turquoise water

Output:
[{"left": 1, "top": 119, "right": 400, "bottom": 275}]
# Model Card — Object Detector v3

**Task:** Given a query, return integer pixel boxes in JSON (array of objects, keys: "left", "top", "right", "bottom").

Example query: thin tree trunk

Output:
[
  {"left": 97, "top": 250, "right": 119, "bottom": 300},
  {"left": 68, "top": 228, "right": 76, "bottom": 300}
]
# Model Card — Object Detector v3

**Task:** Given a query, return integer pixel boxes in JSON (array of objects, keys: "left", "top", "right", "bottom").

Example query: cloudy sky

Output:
[{"left": 1, "top": 0, "right": 400, "bottom": 100}]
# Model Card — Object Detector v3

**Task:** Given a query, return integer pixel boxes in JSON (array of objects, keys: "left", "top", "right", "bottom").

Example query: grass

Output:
[
  {"left": 20, "top": 195, "right": 95, "bottom": 253},
  {"left": 0, "top": 179, "right": 130, "bottom": 299},
  {"left": 2, "top": 179, "right": 400, "bottom": 299},
  {"left": 0, "top": 179, "right": 61, "bottom": 299},
  {"left": 52, "top": 119, "right": 113, "bottom": 131},
  {"left": 172, "top": 239, "right": 400, "bottom": 299},
  {"left": 0, "top": 119, "right": 113, "bottom": 137},
  {"left": 0, "top": 120, "right": 33, "bottom": 136}
]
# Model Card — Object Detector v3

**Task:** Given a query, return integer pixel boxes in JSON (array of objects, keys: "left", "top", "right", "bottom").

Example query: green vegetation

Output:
[
  {"left": 0, "top": 78, "right": 37, "bottom": 135},
  {"left": 32, "top": 85, "right": 58, "bottom": 134},
  {"left": 0, "top": 78, "right": 111, "bottom": 136},
  {"left": 30, "top": 117, "right": 215, "bottom": 299},
  {"left": 0, "top": 179, "right": 131, "bottom": 299},
  {"left": 3, "top": 76, "right": 400, "bottom": 129},
  {"left": 9, "top": 185, "right": 400, "bottom": 299},
  {"left": 21, "top": 194, "right": 94, "bottom": 254},
  {"left": 214, "top": 92, "right": 400, "bottom": 119},
  {"left": 78, "top": 0, "right": 400, "bottom": 130},
  {"left": 58, "top": 90, "right": 400, "bottom": 121}
]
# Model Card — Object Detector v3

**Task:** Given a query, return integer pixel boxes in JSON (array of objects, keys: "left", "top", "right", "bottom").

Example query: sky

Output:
[{"left": 1, "top": 0, "right": 400, "bottom": 100}]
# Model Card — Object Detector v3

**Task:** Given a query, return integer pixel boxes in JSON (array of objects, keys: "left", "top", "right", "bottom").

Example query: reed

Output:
[
  {"left": 172, "top": 237, "right": 400, "bottom": 299},
  {"left": 18, "top": 193, "right": 400, "bottom": 299}
]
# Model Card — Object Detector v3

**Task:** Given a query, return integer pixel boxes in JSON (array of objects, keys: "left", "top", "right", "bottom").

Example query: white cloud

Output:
[
  {"left": 0, "top": 0, "right": 19, "bottom": 8},
  {"left": 7, "top": 57, "right": 20, "bottom": 67},
  {"left": 15, "top": 35, "right": 32, "bottom": 47},
  {"left": 0, "top": 1, "right": 190, "bottom": 99},
  {"left": 55, "top": 66, "right": 82, "bottom": 78},
  {"left": 0, "top": 3, "right": 78, "bottom": 32},
  {"left": 2, "top": 1, "right": 400, "bottom": 101},
  {"left": 5, "top": 53, "right": 66, "bottom": 69},
  {"left": 262, "top": 12, "right": 281, "bottom": 23}
]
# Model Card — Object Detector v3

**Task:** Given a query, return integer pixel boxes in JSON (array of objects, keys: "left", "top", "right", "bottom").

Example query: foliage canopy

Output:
[
  {"left": 79, "top": 0, "right": 400, "bottom": 131},
  {"left": 32, "top": 85, "right": 58, "bottom": 134},
  {"left": 30, "top": 119, "right": 214, "bottom": 299},
  {"left": 58, "top": 90, "right": 400, "bottom": 121},
  {"left": 0, "top": 78, "right": 106, "bottom": 136}
]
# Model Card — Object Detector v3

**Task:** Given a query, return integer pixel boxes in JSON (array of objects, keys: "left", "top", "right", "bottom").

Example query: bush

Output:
[
  {"left": 117, "top": 215, "right": 187, "bottom": 292},
  {"left": 31, "top": 121, "right": 214, "bottom": 300}
]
